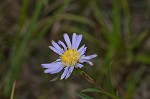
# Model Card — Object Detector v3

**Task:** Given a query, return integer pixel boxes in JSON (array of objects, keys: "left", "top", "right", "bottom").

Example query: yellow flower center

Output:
[{"left": 61, "top": 49, "right": 80, "bottom": 67}]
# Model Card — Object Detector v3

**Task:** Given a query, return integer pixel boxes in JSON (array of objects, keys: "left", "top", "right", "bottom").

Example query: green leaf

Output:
[
  {"left": 112, "top": 0, "right": 121, "bottom": 49},
  {"left": 62, "top": 14, "right": 95, "bottom": 27},
  {"left": 124, "top": 66, "right": 145, "bottom": 99},
  {"left": 122, "top": 0, "right": 131, "bottom": 38},
  {"left": 135, "top": 54, "right": 150, "bottom": 65},
  {"left": 108, "top": 64, "right": 120, "bottom": 99},
  {"left": 75, "top": 92, "right": 94, "bottom": 99},
  {"left": 108, "top": 63, "right": 115, "bottom": 95},
  {"left": 132, "top": 31, "right": 148, "bottom": 49},
  {"left": 81, "top": 88, "right": 102, "bottom": 93},
  {"left": 91, "top": 0, "right": 110, "bottom": 42}
]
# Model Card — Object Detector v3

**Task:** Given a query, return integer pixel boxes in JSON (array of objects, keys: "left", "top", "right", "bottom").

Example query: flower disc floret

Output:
[{"left": 61, "top": 49, "right": 80, "bottom": 67}]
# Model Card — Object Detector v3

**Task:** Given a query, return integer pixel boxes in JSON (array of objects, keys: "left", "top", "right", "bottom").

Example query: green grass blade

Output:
[
  {"left": 35, "top": 0, "right": 70, "bottom": 39},
  {"left": 62, "top": 14, "right": 95, "bottom": 27},
  {"left": 122, "top": 0, "right": 131, "bottom": 39},
  {"left": 75, "top": 92, "right": 94, "bottom": 99},
  {"left": 135, "top": 54, "right": 150, "bottom": 65},
  {"left": 91, "top": 0, "right": 110, "bottom": 41},
  {"left": 124, "top": 66, "right": 145, "bottom": 99},
  {"left": 91, "top": 0, "right": 104, "bottom": 25},
  {"left": 81, "top": 88, "right": 102, "bottom": 93},
  {"left": 18, "top": 0, "right": 29, "bottom": 29},
  {"left": 108, "top": 64, "right": 115, "bottom": 95},
  {"left": 108, "top": 64, "right": 120, "bottom": 99},
  {"left": 10, "top": 81, "right": 16, "bottom": 99},
  {"left": 127, "top": 31, "right": 148, "bottom": 63},
  {"left": 4, "top": 0, "right": 44, "bottom": 96},
  {"left": 111, "top": 0, "right": 121, "bottom": 48}
]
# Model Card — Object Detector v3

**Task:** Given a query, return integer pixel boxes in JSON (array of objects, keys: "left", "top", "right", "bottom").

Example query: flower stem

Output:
[{"left": 81, "top": 71, "right": 118, "bottom": 99}]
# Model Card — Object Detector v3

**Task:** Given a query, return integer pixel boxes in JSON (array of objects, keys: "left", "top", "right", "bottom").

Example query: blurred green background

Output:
[{"left": 0, "top": 0, "right": 150, "bottom": 99}]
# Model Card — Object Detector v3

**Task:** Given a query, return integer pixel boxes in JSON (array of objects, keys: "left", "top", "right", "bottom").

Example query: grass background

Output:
[{"left": 0, "top": 0, "right": 150, "bottom": 99}]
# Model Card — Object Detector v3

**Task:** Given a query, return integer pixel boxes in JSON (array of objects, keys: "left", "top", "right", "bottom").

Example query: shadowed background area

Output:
[{"left": 0, "top": 0, "right": 150, "bottom": 99}]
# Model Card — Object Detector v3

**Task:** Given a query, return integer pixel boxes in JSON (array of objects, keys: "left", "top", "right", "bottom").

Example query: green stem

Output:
[
  {"left": 81, "top": 71, "right": 118, "bottom": 99},
  {"left": 98, "top": 86, "right": 117, "bottom": 99}
]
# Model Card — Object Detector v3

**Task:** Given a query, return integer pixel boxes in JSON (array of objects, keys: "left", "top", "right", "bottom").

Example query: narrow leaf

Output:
[
  {"left": 135, "top": 54, "right": 150, "bottom": 65},
  {"left": 81, "top": 88, "right": 102, "bottom": 93},
  {"left": 75, "top": 92, "right": 94, "bottom": 99},
  {"left": 108, "top": 63, "right": 115, "bottom": 95}
]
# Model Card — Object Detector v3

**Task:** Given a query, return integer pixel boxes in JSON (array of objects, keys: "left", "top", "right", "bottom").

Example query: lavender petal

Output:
[
  {"left": 65, "top": 66, "right": 74, "bottom": 79},
  {"left": 72, "top": 33, "right": 77, "bottom": 49},
  {"left": 81, "top": 54, "right": 97, "bottom": 60},
  {"left": 78, "top": 45, "right": 85, "bottom": 53},
  {"left": 63, "top": 33, "right": 71, "bottom": 49},
  {"left": 58, "top": 40, "right": 67, "bottom": 51},
  {"left": 50, "top": 66, "right": 64, "bottom": 74},
  {"left": 74, "top": 35, "right": 82, "bottom": 50},
  {"left": 52, "top": 40, "right": 64, "bottom": 53},
  {"left": 75, "top": 63, "right": 84, "bottom": 68},
  {"left": 49, "top": 46, "right": 62, "bottom": 55},
  {"left": 61, "top": 67, "right": 69, "bottom": 79}
]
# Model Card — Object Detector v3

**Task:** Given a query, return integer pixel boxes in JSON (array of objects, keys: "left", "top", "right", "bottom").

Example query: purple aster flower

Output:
[{"left": 41, "top": 33, "right": 97, "bottom": 79}]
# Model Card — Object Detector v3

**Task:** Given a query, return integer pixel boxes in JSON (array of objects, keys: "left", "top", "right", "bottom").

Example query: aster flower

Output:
[{"left": 41, "top": 33, "right": 97, "bottom": 79}]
